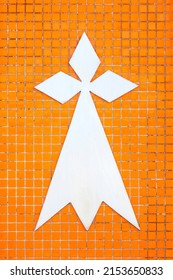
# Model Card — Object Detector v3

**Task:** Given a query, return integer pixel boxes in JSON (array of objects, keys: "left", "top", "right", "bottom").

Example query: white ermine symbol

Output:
[{"left": 35, "top": 33, "right": 140, "bottom": 230}]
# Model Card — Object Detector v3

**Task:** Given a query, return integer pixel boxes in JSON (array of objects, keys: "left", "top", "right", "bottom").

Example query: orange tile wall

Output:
[{"left": 0, "top": 0, "right": 172, "bottom": 259}]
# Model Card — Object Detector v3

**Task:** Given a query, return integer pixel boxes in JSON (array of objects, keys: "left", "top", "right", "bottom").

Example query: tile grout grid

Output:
[{"left": 0, "top": 0, "right": 172, "bottom": 260}]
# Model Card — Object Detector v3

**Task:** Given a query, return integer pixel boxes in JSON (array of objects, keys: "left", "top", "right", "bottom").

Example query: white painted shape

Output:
[
  {"left": 35, "top": 71, "right": 81, "bottom": 104},
  {"left": 90, "top": 70, "right": 138, "bottom": 102},
  {"left": 35, "top": 91, "right": 139, "bottom": 231},
  {"left": 69, "top": 33, "right": 100, "bottom": 82},
  {"left": 34, "top": 32, "right": 140, "bottom": 231}
]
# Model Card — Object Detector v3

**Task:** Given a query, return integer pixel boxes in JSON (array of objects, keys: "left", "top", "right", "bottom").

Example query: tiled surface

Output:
[{"left": 0, "top": 0, "right": 172, "bottom": 259}]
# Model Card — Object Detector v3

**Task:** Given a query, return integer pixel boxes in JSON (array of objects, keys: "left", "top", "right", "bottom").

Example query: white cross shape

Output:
[{"left": 35, "top": 33, "right": 140, "bottom": 230}]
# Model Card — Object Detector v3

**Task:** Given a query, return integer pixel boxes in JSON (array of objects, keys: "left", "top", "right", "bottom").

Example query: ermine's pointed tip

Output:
[
  {"left": 82, "top": 221, "right": 92, "bottom": 231},
  {"left": 81, "top": 32, "right": 89, "bottom": 41},
  {"left": 34, "top": 221, "right": 41, "bottom": 232},
  {"left": 133, "top": 222, "right": 140, "bottom": 231},
  {"left": 35, "top": 84, "right": 40, "bottom": 91},
  {"left": 134, "top": 83, "right": 139, "bottom": 89},
  {"left": 34, "top": 225, "right": 39, "bottom": 232},
  {"left": 131, "top": 81, "right": 139, "bottom": 91},
  {"left": 85, "top": 225, "right": 90, "bottom": 231},
  {"left": 137, "top": 224, "right": 140, "bottom": 230}
]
